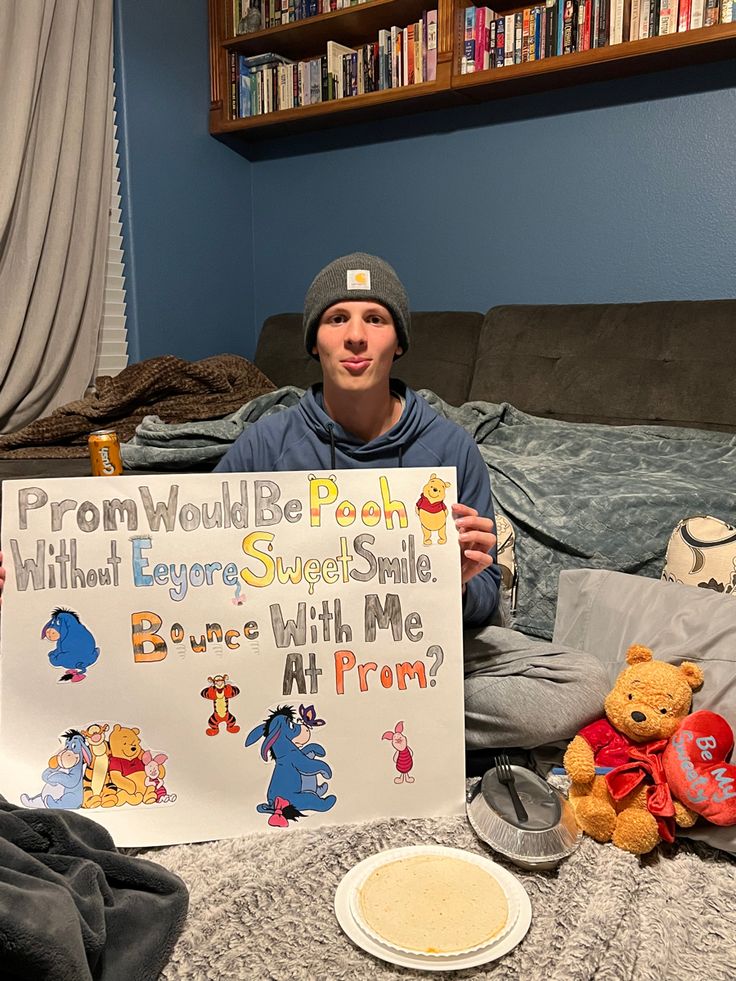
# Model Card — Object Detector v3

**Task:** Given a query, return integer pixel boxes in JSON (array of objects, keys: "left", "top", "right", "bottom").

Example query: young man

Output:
[
  {"left": 215, "top": 252, "right": 501, "bottom": 629},
  {"left": 0, "top": 253, "right": 608, "bottom": 760},
  {"left": 216, "top": 252, "right": 609, "bottom": 761}
]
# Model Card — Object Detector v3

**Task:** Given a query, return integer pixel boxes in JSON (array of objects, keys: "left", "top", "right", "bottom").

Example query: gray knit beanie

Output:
[{"left": 303, "top": 252, "right": 410, "bottom": 359}]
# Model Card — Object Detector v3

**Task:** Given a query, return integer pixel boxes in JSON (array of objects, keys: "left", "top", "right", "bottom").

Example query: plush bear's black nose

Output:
[{"left": 631, "top": 711, "right": 646, "bottom": 723}]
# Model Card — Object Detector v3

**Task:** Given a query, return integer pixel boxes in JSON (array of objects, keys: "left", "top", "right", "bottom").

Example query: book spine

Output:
[
  {"left": 230, "top": 51, "right": 238, "bottom": 119},
  {"left": 630, "top": 0, "right": 641, "bottom": 36},
  {"left": 463, "top": 7, "right": 476, "bottom": 73},
  {"left": 689, "top": 0, "right": 705, "bottom": 26},
  {"left": 529, "top": 6, "right": 538, "bottom": 58},
  {"left": 562, "top": 0, "right": 577, "bottom": 51},
  {"left": 722, "top": 0, "right": 734, "bottom": 21},
  {"left": 703, "top": 0, "right": 719, "bottom": 23},
  {"left": 659, "top": 0, "right": 678, "bottom": 33},
  {"left": 494, "top": 17, "right": 504, "bottom": 66},
  {"left": 514, "top": 10, "right": 523, "bottom": 61},
  {"left": 537, "top": 6, "right": 545, "bottom": 56},
  {"left": 522, "top": 7, "right": 531, "bottom": 60},
  {"left": 414, "top": 18, "right": 422, "bottom": 83},
  {"left": 504, "top": 14, "right": 515, "bottom": 64},
  {"left": 649, "top": 0, "right": 660, "bottom": 37},
  {"left": 427, "top": 10, "right": 437, "bottom": 81},
  {"left": 546, "top": 0, "right": 557, "bottom": 54},
  {"left": 677, "top": 0, "right": 692, "bottom": 26},
  {"left": 474, "top": 7, "right": 486, "bottom": 71}
]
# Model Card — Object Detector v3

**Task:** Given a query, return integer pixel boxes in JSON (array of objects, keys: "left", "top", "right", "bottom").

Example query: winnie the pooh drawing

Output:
[{"left": 416, "top": 474, "right": 451, "bottom": 545}]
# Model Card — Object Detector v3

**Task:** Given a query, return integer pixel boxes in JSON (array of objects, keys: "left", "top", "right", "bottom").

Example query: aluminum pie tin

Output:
[{"left": 466, "top": 766, "right": 581, "bottom": 870}]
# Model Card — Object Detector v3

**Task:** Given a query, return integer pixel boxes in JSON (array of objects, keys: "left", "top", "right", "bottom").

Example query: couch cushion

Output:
[
  {"left": 469, "top": 301, "right": 736, "bottom": 431},
  {"left": 255, "top": 312, "right": 483, "bottom": 406}
]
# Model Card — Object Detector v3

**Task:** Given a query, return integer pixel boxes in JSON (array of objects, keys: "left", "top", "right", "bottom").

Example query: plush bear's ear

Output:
[
  {"left": 678, "top": 661, "right": 704, "bottom": 690},
  {"left": 626, "top": 644, "right": 653, "bottom": 665}
]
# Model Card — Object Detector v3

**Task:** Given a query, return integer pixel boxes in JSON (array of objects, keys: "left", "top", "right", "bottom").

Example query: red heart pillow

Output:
[{"left": 663, "top": 711, "right": 736, "bottom": 826}]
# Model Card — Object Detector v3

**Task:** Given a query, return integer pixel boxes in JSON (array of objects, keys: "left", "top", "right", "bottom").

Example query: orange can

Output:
[{"left": 88, "top": 429, "right": 123, "bottom": 476}]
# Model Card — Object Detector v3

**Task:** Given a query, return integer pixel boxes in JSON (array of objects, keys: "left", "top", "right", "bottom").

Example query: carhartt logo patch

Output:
[{"left": 347, "top": 269, "right": 371, "bottom": 290}]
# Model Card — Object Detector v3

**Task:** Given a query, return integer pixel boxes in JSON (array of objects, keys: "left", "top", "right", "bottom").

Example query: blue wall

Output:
[
  {"left": 115, "top": 0, "right": 255, "bottom": 364},
  {"left": 116, "top": 0, "right": 736, "bottom": 363}
]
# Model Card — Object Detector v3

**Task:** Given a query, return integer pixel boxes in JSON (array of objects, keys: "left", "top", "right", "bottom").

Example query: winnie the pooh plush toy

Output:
[{"left": 563, "top": 644, "right": 704, "bottom": 855}]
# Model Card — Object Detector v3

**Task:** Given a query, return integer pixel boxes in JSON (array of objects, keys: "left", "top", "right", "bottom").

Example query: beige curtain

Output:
[{"left": 0, "top": 0, "right": 113, "bottom": 434}]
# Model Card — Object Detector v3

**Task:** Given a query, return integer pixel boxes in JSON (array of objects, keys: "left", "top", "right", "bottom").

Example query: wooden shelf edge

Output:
[
  {"left": 213, "top": 79, "right": 443, "bottom": 130},
  {"left": 210, "top": 80, "right": 458, "bottom": 139}
]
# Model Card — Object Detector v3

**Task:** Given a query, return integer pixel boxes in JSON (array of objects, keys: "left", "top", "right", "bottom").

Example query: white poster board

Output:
[{"left": 0, "top": 468, "right": 466, "bottom": 846}]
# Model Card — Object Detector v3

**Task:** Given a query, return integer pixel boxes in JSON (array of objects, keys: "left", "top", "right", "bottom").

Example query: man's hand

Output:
[
  {"left": 0, "top": 551, "right": 5, "bottom": 606},
  {"left": 452, "top": 504, "right": 496, "bottom": 588}
]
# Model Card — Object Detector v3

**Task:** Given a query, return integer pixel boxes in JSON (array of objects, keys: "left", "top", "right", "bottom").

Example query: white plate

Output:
[{"left": 334, "top": 845, "right": 532, "bottom": 972}]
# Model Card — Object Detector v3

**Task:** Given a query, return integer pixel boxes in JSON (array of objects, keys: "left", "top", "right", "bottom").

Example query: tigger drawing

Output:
[
  {"left": 81, "top": 722, "right": 117, "bottom": 808},
  {"left": 200, "top": 674, "right": 240, "bottom": 735}
]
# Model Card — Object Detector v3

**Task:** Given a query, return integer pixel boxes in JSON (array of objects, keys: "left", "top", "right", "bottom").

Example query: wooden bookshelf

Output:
[
  {"left": 208, "top": 0, "right": 736, "bottom": 140},
  {"left": 452, "top": 21, "right": 736, "bottom": 100}
]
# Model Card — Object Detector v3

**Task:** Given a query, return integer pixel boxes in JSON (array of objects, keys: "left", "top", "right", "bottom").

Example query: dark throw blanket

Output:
[
  {"left": 0, "top": 797, "right": 189, "bottom": 980},
  {"left": 0, "top": 354, "right": 275, "bottom": 459}
]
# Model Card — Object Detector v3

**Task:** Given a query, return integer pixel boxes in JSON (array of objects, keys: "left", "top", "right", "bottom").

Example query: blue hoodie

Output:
[{"left": 215, "top": 382, "right": 500, "bottom": 627}]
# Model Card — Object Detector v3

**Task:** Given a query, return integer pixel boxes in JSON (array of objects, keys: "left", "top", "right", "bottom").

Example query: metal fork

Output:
[{"left": 495, "top": 753, "right": 528, "bottom": 823}]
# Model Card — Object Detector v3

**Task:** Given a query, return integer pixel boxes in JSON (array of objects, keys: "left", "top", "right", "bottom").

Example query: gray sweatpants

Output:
[{"left": 463, "top": 626, "right": 610, "bottom": 751}]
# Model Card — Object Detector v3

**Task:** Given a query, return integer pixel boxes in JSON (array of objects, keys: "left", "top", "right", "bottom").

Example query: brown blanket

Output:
[{"left": 0, "top": 354, "right": 275, "bottom": 459}]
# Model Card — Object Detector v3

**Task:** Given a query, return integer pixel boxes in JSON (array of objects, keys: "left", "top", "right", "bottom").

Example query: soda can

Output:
[{"left": 88, "top": 430, "right": 123, "bottom": 476}]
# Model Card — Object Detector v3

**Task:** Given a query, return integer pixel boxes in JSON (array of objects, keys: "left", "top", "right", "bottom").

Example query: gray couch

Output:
[{"left": 255, "top": 300, "right": 736, "bottom": 431}]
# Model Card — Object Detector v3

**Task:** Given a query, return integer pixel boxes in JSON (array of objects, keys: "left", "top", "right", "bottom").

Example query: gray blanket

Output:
[
  {"left": 142, "top": 808, "right": 736, "bottom": 981},
  {"left": 0, "top": 796, "right": 188, "bottom": 980},
  {"left": 122, "top": 389, "right": 736, "bottom": 640}
]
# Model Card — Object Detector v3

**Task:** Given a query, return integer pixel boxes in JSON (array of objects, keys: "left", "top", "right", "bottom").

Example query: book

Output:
[
  {"left": 689, "top": 0, "right": 705, "bottom": 27},
  {"left": 703, "top": 0, "right": 719, "bottom": 23},
  {"left": 427, "top": 10, "right": 438, "bottom": 81},
  {"left": 240, "top": 52, "right": 294, "bottom": 68},
  {"left": 611, "top": 0, "right": 632, "bottom": 42},
  {"left": 474, "top": 7, "right": 485, "bottom": 72},
  {"left": 562, "top": 0, "right": 577, "bottom": 52},
  {"left": 658, "top": 0, "right": 679, "bottom": 33},
  {"left": 326, "top": 40, "right": 353, "bottom": 98},
  {"left": 546, "top": 0, "right": 558, "bottom": 55},
  {"left": 597, "top": 0, "right": 610, "bottom": 45},
  {"left": 630, "top": 0, "right": 641, "bottom": 38},
  {"left": 495, "top": 16, "right": 505, "bottom": 66},
  {"left": 230, "top": 51, "right": 238, "bottom": 119},
  {"left": 514, "top": 10, "right": 523, "bottom": 62},
  {"left": 504, "top": 13, "right": 515, "bottom": 65},
  {"left": 463, "top": 6, "right": 476, "bottom": 73},
  {"left": 647, "top": 0, "right": 659, "bottom": 38},
  {"left": 677, "top": 0, "right": 692, "bottom": 28}
]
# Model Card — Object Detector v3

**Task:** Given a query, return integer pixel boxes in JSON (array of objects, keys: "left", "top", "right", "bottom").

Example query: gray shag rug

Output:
[{"left": 140, "top": 814, "right": 736, "bottom": 981}]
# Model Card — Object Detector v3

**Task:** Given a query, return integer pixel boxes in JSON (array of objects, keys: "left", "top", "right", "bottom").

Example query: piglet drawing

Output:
[
  {"left": 382, "top": 721, "right": 415, "bottom": 784},
  {"left": 142, "top": 750, "right": 176, "bottom": 803}
]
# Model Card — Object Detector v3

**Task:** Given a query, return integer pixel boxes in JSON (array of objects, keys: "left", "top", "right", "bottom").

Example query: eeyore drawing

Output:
[
  {"left": 41, "top": 608, "right": 100, "bottom": 682},
  {"left": 20, "top": 730, "right": 92, "bottom": 810},
  {"left": 245, "top": 704, "right": 336, "bottom": 827}
]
